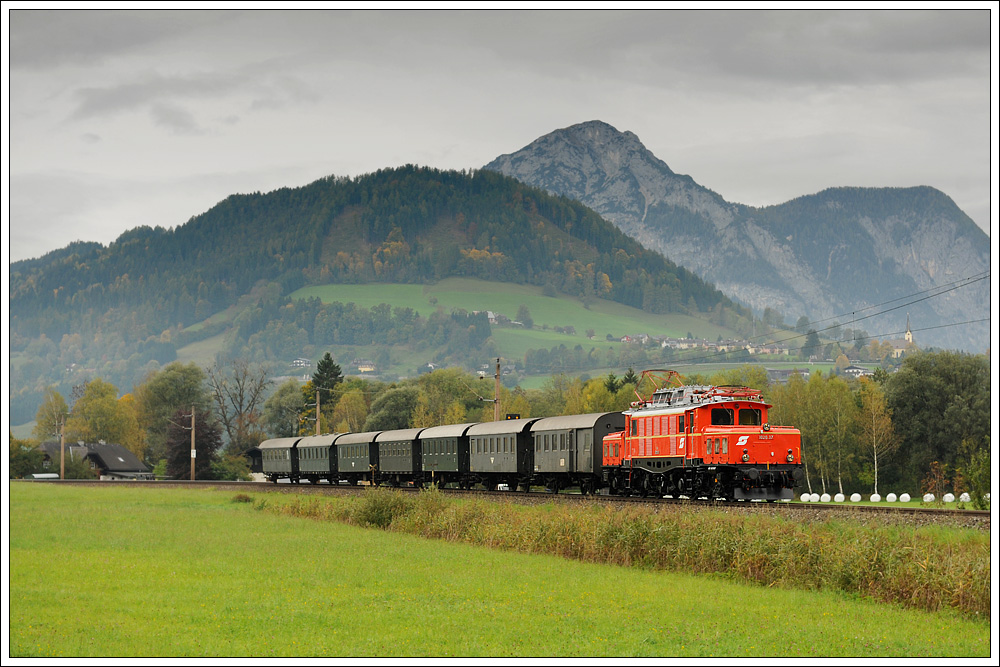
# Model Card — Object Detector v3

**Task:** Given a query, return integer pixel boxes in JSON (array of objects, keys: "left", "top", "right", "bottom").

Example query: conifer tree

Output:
[{"left": 313, "top": 352, "right": 343, "bottom": 393}]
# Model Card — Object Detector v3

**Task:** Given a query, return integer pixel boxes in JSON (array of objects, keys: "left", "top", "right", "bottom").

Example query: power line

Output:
[
  {"left": 519, "top": 315, "right": 990, "bottom": 372},
  {"left": 771, "top": 270, "right": 989, "bottom": 338}
]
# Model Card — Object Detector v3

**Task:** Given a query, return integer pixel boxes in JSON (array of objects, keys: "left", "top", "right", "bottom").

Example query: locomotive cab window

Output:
[
  {"left": 711, "top": 408, "right": 734, "bottom": 425},
  {"left": 739, "top": 408, "right": 762, "bottom": 426}
]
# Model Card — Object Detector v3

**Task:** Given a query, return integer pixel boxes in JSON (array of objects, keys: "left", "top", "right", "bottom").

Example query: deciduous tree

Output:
[
  {"left": 33, "top": 388, "right": 68, "bottom": 443},
  {"left": 207, "top": 358, "right": 273, "bottom": 456},
  {"left": 133, "top": 362, "right": 212, "bottom": 464},
  {"left": 65, "top": 378, "right": 147, "bottom": 460},
  {"left": 262, "top": 379, "right": 304, "bottom": 437},
  {"left": 857, "top": 378, "right": 899, "bottom": 496},
  {"left": 164, "top": 406, "right": 223, "bottom": 479}
]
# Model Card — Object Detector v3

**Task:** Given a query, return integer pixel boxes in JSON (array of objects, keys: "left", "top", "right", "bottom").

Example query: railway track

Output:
[{"left": 25, "top": 478, "right": 990, "bottom": 530}]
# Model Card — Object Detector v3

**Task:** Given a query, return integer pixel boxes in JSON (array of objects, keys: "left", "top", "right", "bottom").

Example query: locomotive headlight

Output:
[
  {"left": 763, "top": 423, "right": 770, "bottom": 432},
  {"left": 742, "top": 448, "right": 749, "bottom": 462},
  {"left": 786, "top": 449, "right": 794, "bottom": 463}
]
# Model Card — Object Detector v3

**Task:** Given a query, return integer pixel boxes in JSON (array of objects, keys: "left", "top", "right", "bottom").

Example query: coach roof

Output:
[
  {"left": 466, "top": 418, "right": 540, "bottom": 436},
  {"left": 375, "top": 428, "right": 426, "bottom": 442},
  {"left": 417, "top": 423, "right": 478, "bottom": 439},
  {"left": 259, "top": 437, "right": 302, "bottom": 450},
  {"left": 295, "top": 434, "right": 344, "bottom": 448},
  {"left": 530, "top": 412, "right": 624, "bottom": 432},
  {"left": 335, "top": 431, "right": 382, "bottom": 445}
]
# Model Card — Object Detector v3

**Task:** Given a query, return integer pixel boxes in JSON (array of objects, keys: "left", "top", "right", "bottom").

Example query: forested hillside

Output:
[{"left": 9, "top": 166, "right": 745, "bottom": 424}]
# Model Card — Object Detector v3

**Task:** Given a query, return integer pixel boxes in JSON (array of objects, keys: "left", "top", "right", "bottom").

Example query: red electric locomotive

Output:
[{"left": 602, "top": 370, "right": 803, "bottom": 500}]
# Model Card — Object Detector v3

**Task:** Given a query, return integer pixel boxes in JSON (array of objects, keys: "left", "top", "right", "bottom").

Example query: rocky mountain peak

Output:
[{"left": 485, "top": 122, "right": 989, "bottom": 352}]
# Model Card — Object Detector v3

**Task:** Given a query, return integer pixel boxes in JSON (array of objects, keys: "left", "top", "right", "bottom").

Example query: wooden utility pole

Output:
[
  {"left": 59, "top": 417, "right": 65, "bottom": 480},
  {"left": 316, "top": 389, "right": 321, "bottom": 436},
  {"left": 494, "top": 358, "right": 501, "bottom": 421},
  {"left": 190, "top": 405, "right": 196, "bottom": 481}
]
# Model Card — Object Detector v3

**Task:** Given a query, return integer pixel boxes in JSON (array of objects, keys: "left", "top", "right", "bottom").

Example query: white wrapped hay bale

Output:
[
  {"left": 834, "top": 493, "right": 845, "bottom": 502},
  {"left": 900, "top": 493, "right": 911, "bottom": 502},
  {"left": 943, "top": 493, "right": 955, "bottom": 503},
  {"left": 801, "top": 493, "right": 812, "bottom": 502},
  {"left": 810, "top": 493, "right": 820, "bottom": 503},
  {"left": 850, "top": 493, "right": 861, "bottom": 502},
  {"left": 886, "top": 493, "right": 897, "bottom": 502},
  {"left": 959, "top": 492, "right": 971, "bottom": 503},
  {"left": 870, "top": 493, "right": 881, "bottom": 502},
  {"left": 923, "top": 493, "right": 935, "bottom": 503},
  {"left": 820, "top": 493, "right": 831, "bottom": 503}
]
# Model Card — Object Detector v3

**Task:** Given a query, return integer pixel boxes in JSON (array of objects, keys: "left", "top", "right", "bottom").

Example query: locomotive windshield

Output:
[
  {"left": 711, "top": 408, "right": 734, "bottom": 425},
  {"left": 739, "top": 408, "right": 762, "bottom": 426}
]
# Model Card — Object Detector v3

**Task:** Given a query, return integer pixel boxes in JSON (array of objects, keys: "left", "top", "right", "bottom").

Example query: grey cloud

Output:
[
  {"left": 455, "top": 10, "right": 987, "bottom": 90},
  {"left": 151, "top": 103, "right": 203, "bottom": 135},
  {"left": 9, "top": 9, "right": 233, "bottom": 69},
  {"left": 70, "top": 71, "right": 243, "bottom": 120}
]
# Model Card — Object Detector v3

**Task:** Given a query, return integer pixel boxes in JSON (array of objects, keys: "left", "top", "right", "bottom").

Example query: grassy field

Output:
[
  {"left": 171, "top": 276, "right": 824, "bottom": 383},
  {"left": 291, "top": 277, "right": 734, "bottom": 344},
  {"left": 8, "top": 484, "right": 991, "bottom": 658}
]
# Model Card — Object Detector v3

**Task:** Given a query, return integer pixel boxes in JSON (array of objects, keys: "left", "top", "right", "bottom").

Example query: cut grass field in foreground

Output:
[{"left": 8, "top": 484, "right": 991, "bottom": 658}]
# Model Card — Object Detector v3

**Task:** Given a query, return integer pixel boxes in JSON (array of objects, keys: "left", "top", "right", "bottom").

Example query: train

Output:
[{"left": 256, "top": 370, "right": 803, "bottom": 501}]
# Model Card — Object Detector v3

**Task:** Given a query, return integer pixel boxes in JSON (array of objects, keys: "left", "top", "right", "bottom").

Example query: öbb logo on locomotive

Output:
[{"left": 259, "top": 369, "right": 804, "bottom": 501}]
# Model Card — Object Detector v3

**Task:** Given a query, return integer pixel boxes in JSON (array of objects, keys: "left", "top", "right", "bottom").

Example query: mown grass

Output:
[
  {"left": 8, "top": 484, "right": 990, "bottom": 658},
  {"left": 271, "top": 488, "right": 991, "bottom": 619}
]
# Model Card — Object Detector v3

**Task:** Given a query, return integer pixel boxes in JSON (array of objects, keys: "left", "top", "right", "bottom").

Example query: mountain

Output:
[
  {"left": 484, "top": 121, "right": 990, "bottom": 352},
  {"left": 9, "top": 166, "right": 745, "bottom": 423}
]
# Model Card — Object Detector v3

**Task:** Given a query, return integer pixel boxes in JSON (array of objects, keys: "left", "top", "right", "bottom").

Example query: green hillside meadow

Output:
[
  {"left": 291, "top": 278, "right": 731, "bottom": 339},
  {"left": 279, "top": 278, "right": 734, "bottom": 372},
  {"left": 7, "top": 484, "right": 990, "bottom": 658}
]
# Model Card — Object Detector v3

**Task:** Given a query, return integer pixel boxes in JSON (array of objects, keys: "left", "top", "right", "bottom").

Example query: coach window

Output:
[
  {"left": 722, "top": 437, "right": 728, "bottom": 454},
  {"left": 739, "top": 408, "right": 762, "bottom": 426},
  {"left": 678, "top": 415, "right": 685, "bottom": 433}
]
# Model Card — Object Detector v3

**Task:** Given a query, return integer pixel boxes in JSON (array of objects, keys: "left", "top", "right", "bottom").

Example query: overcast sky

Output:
[{"left": 4, "top": 7, "right": 997, "bottom": 264}]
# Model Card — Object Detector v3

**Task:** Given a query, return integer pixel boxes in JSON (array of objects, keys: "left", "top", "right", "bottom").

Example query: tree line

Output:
[{"left": 11, "top": 350, "right": 989, "bottom": 508}]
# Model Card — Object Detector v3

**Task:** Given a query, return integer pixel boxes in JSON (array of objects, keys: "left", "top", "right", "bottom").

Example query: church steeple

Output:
[{"left": 904, "top": 313, "right": 913, "bottom": 344}]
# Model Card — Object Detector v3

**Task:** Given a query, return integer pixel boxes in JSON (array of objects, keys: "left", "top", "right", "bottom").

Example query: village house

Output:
[{"left": 37, "top": 441, "right": 153, "bottom": 480}]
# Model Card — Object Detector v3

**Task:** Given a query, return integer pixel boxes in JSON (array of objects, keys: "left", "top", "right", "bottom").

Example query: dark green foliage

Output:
[
  {"left": 801, "top": 329, "right": 822, "bottom": 360},
  {"left": 362, "top": 386, "right": 421, "bottom": 430},
  {"left": 210, "top": 455, "right": 253, "bottom": 481},
  {"left": 312, "top": 352, "right": 343, "bottom": 393},
  {"left": 9, "top": 436, "right": 45, "bottom": 479},
  {"left": 961, "top": 445, "right": 991, "bottom": 510},
  {"left": 883, "top": 351, "right": 990, "bottom": 492},
  {"left": 134, "top": 362, "right": 213, "bottom": 464},
  {"left": 164, "top": 407, "right": 223, "bottom": 480},
  {"left": 516, "top": 304, "right": 533, "bottom": 330}
]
